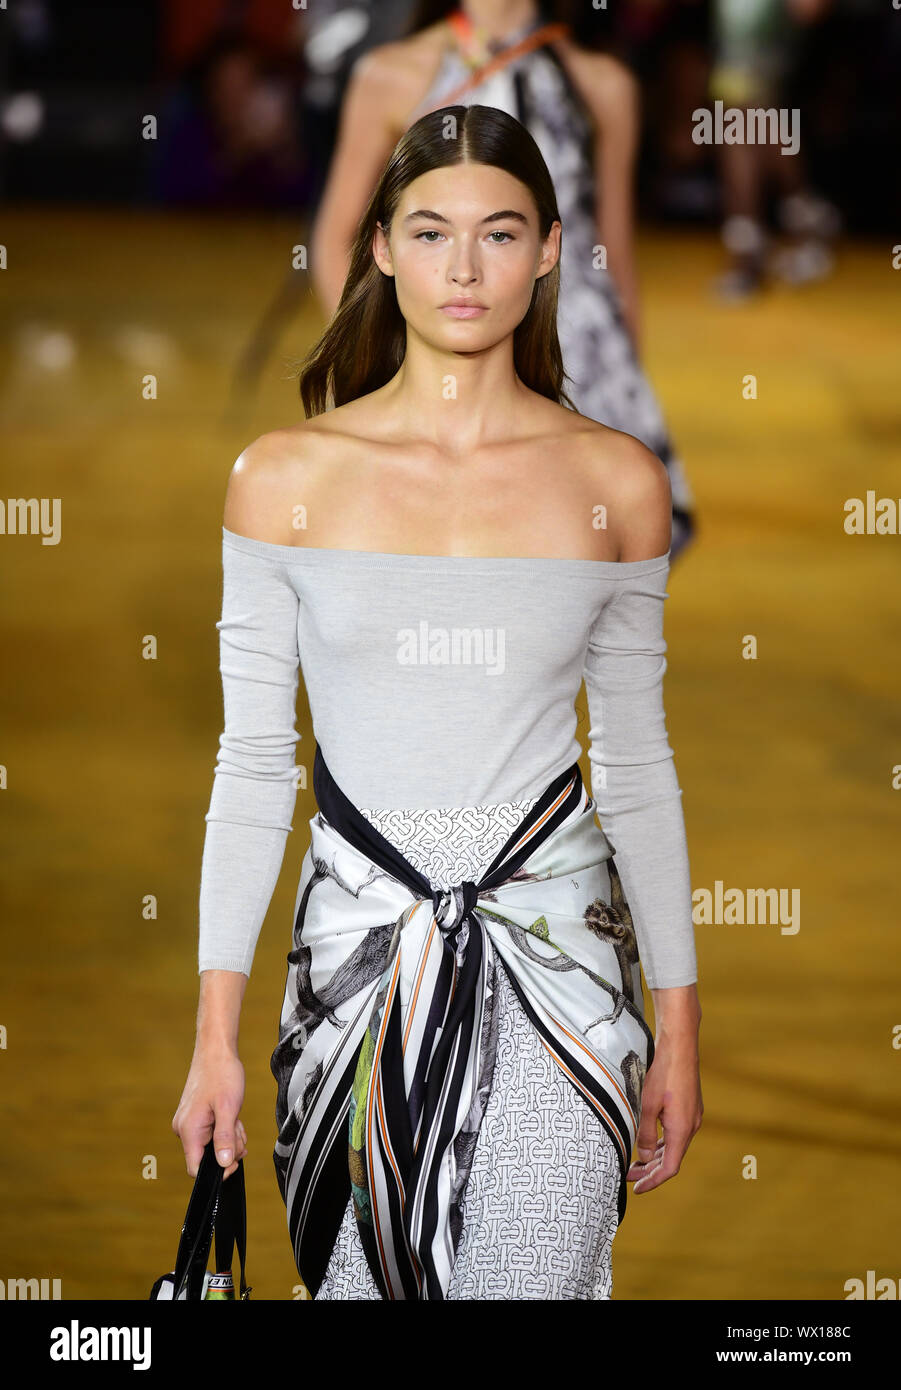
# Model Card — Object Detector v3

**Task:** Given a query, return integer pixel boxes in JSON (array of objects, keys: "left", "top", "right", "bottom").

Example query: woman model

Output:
[
  {"left": 174, "top": 103, "right": 702, "bottom": 1300},
  {"left": 239, "top": 0, "right": 696, "bottom": 559}
]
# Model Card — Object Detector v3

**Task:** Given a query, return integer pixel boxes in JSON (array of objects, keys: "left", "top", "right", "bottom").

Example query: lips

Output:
[{"left": 440, "top": 302, "right": 487, "bottom": 318}]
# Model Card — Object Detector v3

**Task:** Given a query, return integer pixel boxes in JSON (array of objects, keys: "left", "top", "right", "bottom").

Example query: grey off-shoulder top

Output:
[{"left": 196, "top": 527, "right": 698, "bottom": 989}]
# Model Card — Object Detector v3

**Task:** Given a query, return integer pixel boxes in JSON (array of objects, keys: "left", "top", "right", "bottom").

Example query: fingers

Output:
[
  {"left": 635, "top": 1135, "right": 664, "bottom": 1164},
  {"left": 214, "top": 1115, "right": 238, "bottom": 1174},
  {"left": 216, "top": 1117, "right": 251, "bottom": 1180},
  {"left": 176, "top": 1122, "right": 212, "bottom": 1180},
  {"left": 627, "top": 1128, "right": 693, "bottom": 1193},
  {"left": 222, "top": 1120, "right": 249, "bottom": 1180},
  {"left": 628, "top": 1123, "right": 664, "bottom": 1178},
  {"left": 171, "top": 1114, "right": 243, "bottom": 1180},
  {"left": 626, "top": 1137, "right": 664, "bottom": 1185},
  {"left": 631, "top": 1146, "right": 673, "bottom": 1194}
]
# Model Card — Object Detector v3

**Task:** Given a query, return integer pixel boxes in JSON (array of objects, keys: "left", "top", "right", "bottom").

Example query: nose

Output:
[{"left": 448, "top": 236, "right": 480, "bottom": 287}]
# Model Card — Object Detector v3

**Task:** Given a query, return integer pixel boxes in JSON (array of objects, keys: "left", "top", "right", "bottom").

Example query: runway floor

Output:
[{"left": 2, "top": 208, "right": 899, "bottom": 1299}]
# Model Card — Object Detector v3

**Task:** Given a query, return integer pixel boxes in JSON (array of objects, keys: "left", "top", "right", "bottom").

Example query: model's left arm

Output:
[
  {"left": 571, "top": 50, "right": 643, "bottom": 349},
  {"left": 583, "top": 559, "right": 697, "bottom": 991},
  {"left": 581, "top": 441, "right": 703, "bottom": 1191}
]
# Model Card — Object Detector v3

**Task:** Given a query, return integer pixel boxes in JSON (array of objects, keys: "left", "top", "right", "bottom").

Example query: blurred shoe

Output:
[
  {"left": 711, "top": 214, "right": 761, "bottom": 298},
  {"left": 777, "top": 192, "right": 842, "bottom": 241},
  {"left": 769, "top": 238, "right": 835, "bottom": 285},
  {"left": 714, "top": 215, "right": 768, "bottom": 299},
  {"left": 712, "top": 260, "right": 766, "bottom": 302}
]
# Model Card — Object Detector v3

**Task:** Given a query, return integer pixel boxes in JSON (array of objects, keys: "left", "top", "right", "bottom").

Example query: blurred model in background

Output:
[{"left": 710, "top": 0, "right": 841, "bottom": 299}]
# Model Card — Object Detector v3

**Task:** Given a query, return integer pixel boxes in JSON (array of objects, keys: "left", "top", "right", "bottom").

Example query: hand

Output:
[
  {"left": 626, "top": 1026, "right": 703, "bottom": 1194},
  {"left": 171, "top": 1045, "right": 249, "bottom": 1181}
]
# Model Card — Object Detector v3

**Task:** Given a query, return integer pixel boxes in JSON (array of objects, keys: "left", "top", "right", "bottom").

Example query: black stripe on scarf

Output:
[{"left": 288, "top": 1047, "right": 360, "bottom": 1295}]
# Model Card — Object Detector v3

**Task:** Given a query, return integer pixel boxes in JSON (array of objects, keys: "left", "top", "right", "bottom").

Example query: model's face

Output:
[{"left": 373, "top": 162, "right": 560, "bottom": 351}]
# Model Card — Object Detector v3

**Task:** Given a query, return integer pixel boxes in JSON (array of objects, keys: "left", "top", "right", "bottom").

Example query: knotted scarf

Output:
[{"left": 271, "top": 746, "right": 654, "bottom": 1300}]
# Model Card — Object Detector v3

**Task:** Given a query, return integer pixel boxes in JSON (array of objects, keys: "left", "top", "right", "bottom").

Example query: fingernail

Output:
[{"left": 217, "top": 1148, "right": 233, "bottom": 1163}]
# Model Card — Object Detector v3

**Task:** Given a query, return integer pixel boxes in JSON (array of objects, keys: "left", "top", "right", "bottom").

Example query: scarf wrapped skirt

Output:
[{"left": 270, "top": 748, "right": 655, "bottom": 1301}]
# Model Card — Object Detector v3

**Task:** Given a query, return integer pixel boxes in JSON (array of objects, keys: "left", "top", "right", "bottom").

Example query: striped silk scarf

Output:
[{"left": 271, "top": 747, "right": 655, "bottom": 1301}]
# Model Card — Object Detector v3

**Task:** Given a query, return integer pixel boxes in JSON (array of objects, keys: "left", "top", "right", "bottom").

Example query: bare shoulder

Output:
[
  {"left": 223, "top": 422, "right": 332, "bottom": 544},
  {"left": 358, "top": 19, "right": 448, "bottom": 74},
  {"left": 576, "top": 422, "right": 672, "bottom": 562},
  {"left": 351, "top": 39, "right": 418, "bottom": 99},
  {"left": 556, "top": 41, "right": 638, "bottom": 124},
  {"left": 557, "top": 41, "right": 637, "bottom": 96},
  {"left": 352, "top": 22, "right": 449, "bottom": 135}
]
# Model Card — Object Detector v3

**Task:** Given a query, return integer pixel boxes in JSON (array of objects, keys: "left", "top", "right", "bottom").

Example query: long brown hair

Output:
[{"left": 297, "top": 103, "right": 574, "bottom": 419}]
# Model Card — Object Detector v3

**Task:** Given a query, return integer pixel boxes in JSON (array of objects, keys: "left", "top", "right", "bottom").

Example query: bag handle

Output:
[
  {"left": 171, "top": 1140, "right": 250, "bottom": 1300},
  {"left": 213, "top": 1153, "right": 250, "bottom": 1299}
]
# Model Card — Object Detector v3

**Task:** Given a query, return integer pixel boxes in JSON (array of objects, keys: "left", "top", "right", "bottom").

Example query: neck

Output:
[
  {"left": 458, "top": 0, "right": 541, "bottom": 44},
  {"left": 376, "top": 330, "right": 533, "bottom": 456}
]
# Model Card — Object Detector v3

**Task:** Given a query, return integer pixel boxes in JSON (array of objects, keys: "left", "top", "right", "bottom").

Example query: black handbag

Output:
[{"left": 150, "top": 1139, "right": 251, "bottom": 1300}]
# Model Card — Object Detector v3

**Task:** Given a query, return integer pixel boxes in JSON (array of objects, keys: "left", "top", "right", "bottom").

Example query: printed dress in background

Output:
[{"left": 408, "top": 11, "right": 697, "bottom": 558}]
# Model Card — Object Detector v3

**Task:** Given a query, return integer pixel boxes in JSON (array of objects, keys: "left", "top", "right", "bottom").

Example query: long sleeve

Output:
[
  {"left": 582, "top": 557, "right": 697, "bottom": 989},
  {"left": 197, "top": 535, "right": 302, "bottom": 975}
]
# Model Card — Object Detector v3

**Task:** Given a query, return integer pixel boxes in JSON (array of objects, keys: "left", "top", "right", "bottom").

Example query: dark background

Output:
[{"left": 3, "top": 0, "right": 898, "bottom": 230}]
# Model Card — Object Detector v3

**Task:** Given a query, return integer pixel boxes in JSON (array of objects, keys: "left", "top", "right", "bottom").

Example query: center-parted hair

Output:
[{"left": 297, "top": 103, "right": 574, "bottom": 418}]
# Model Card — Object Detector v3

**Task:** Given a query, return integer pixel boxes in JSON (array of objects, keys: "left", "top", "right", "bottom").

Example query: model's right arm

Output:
[
  {"left": 172, "top": 443, "right": 303, "bottom": 1178},
  {"left": 310, "top": 47, "right": 408, "bottom": 317},
  {"left": 231, "top": 49, "right": 402, "bottom": 394}
]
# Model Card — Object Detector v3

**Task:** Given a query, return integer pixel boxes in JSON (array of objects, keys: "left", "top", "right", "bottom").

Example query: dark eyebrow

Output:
[{"left": 402, "top": 208, "right": 530, "bottom": 227}]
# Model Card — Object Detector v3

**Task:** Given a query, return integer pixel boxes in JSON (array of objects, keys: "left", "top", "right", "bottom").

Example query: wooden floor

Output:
[{"left": 2, "top": 209, "right": 899, "bottom": 1300}]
